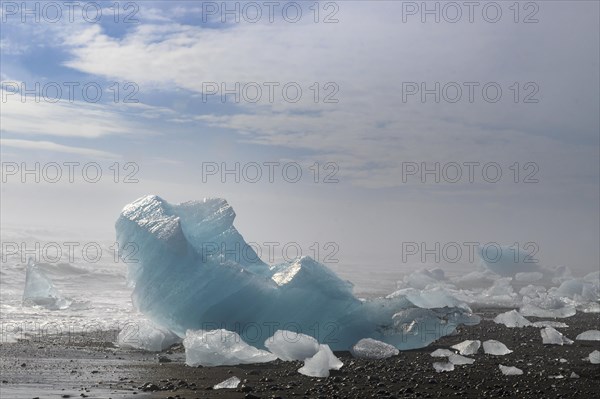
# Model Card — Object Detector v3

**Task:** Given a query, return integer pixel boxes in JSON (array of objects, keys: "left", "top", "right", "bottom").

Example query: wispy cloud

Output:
[{"left": 1, "top": 138, "right": 118, "bottom": 159}]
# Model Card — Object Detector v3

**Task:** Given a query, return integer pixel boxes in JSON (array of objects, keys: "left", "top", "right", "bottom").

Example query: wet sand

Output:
[{"left": 1, "top": 308, "right": 598, "bottom": 399}]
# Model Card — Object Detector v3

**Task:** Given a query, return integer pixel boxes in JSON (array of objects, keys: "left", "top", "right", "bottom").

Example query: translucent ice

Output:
[
  {"left": 575, "top": 330, "right": 600, "bottom": 341},
  {"left": 451, "top": 340, "right": 481, "bottom": 356},
  {"left": 448, "top": 354, "right": 475, "bottom": 365},
  {"left": 483, "top": 340, "right": 512, "bottom": 355},
  {"left": 116, "top": 195, "right": 478, "bottom": 350},
  {"left": 499, "top": 365, "right": 523, "bottom": 376},
  {"left": 265, "top": 330, "right": 319, "bottom": 361},
  {"left": 531, "top": 321, "right": 569, "bottom": 328},
  {"left": 298, "top": 344, "right": 343, "bottom": 377},
  {"left": 117, "top": 320, "right": 181, "bottom": 352},
  {"left": 430, "top": 349, "right": 455, "bottom": 357},
  {"left": 588, "top": 350, "right": 600, "bottom": 364},
  {"left": 493, "top": 310, "right": 531, "bottom": 328},
  {"left": 22, "top": 259, "right": 71, "bottom": 310},
  {"left": 433, "top": 362, "right": 454, "bottom": 372},
  {"left": 351, "top": 338, "right": 399, "bottom": 359},
  {"left": 540, "top": 327, "right": 573, "bottom": 345},
  {"left": 213, "top": 376, "right": 240, "bottom": 389},
  {"left": 183, "top": 329, "right": 277, "bottom": 366}
]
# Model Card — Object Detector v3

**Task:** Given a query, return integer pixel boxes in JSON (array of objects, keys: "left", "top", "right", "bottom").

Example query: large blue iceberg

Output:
[{"left": 116, "top": 195, "right": 479, "bottom": 350}]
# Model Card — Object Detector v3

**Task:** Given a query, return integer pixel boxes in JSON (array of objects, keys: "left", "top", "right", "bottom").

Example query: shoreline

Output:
[{"left": 1, "top": 308, "right": 598, "bottom": 398}]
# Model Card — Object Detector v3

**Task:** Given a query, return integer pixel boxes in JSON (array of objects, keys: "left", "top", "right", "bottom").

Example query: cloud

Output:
[{"left": 1, "top": 138, "right": 118, "bottom": 159}]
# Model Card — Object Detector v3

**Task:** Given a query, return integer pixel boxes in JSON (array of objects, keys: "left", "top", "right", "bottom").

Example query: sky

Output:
[{"left": 1, "top": 1, "right": 599, "bottom": 280}]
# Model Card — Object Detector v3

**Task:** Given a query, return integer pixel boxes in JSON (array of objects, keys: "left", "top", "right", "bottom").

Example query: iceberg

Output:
[
  {"left": 540, "top": 327, "right": 573, "bottom": 345},
  {"left": 575, "top": 330, "right": 600, "bottom": 341},
  {"left": 483, "top": 340, "right": 512, "bottom": 355},
  {"left": 351, "top": 338, "right": 399, "bottom": 359},
  {"left": 298, "top": 344, "right": 343, "bottom": 377},
  {"left": 213, "top": 376, "right": 240, "bottom": 389},
  {"left": 116, "top": 195, "right": 478, "bottom": 350},
  {"left": 499, "top": 365, "right": 523, "bottom": 376},
  {"left": 22, "top": 258, "right": 71, "bottom": 310},
  {"left": 265, "top": 330, "right": 319, "bottom": 361},
  {"left": 117, "top": 320, "right": 181, "bottom": 352},
  {"left": 451, "top": 340, "right": 481, "bottom": 356},
  {"left": 493, "top": 310, "right": 531, "bottom": 328},
  {"left": 183, "top": 329, "right": 277, "bottom": 366}
]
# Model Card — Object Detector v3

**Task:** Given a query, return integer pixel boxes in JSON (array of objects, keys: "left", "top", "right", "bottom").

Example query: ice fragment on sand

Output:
[
  {"left": 213, "top": 376, "right": 241, "bottom": 389},
  {"left": 451, "top": 340, "right": 481, "bottom": 356},
  {"left": 351, "top": 338, "right": 399, "bottom": 359},
  {"left": 541, "top": 327, "right": 573, "bottom": 345},
  {"left": 499, "top": 365, "right": 523, "bottom": 375},
  {"left": 570, "top": 372, "right": 579, "bottom": 378},
  {"left": 430, "top": 349, "right": 455, "bottom": 357},
  {"left": 531, "top": 321, "right": 569, "bottom": 328},
  {"left": 298, "top": 344, "right": 343, "bottom": 377},
  {"left": 588, "top": 350, "right": 600, "bottom": 364},
  {"left": 575, "top": 330, "right": 600, "bottom": 341},
  {"left": 448, "top": 354, "right": 475, "bottom": 365},
  {"left": 433, "top": 362, "right": 454, "bottom": 372},
  {"left": 184, "top": 329, "right": 276, "bottom": 366},
  {"left": 483, "top": 340, "right": 512, "bottom": 355},
  {"left": 265, "top": 330, "right": 319, "bottom": 361},
  {"left": 117, "top": 320, "right": 181, "bottom": 352},
  {"left": 493, "top": 310, "right": 531, "bottom": 328}
]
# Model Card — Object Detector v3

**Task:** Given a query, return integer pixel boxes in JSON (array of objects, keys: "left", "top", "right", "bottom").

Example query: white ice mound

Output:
[
  {"left": 575, "top": 330, "right": 600, "bottom": 341},
  {"left": 265, "top": 330, "right": 319, "bottom": 361},
  {"left": 433, "top": 362, "right": 454, "bottom": 372},
  {"left": 493, "top": 310, "right": 531, "bottom": 328},
  {"left": 351, "top": 338, "right": 399, "bottom": 359},
  {"left": 213, "top": 376, "right": 240, "bottom": 389},
  {"left": 23, "top": 258, "right": 71, "bottom": 310},
  {"left": 483, "top": 340, "right": 512, "bottom": 355},
  {"left": 451, "top": 340, "right": 481, "bottom": 356},
  {"left": 541, "top": 327, "right": 573, "bottom": 345},
  {"left": 499, "top": 365, "right": 523, "bottom": 375},
  {"left": 117, "top": 320, "right": 181, "bottom": 352},
  {"left": 298, "top": 344, "right": 343, "bottom": 377},
  {"left": 116, "top": 195, "right": 478, "bottom": 350},
  {"left": 588, "top": 350, "right": 600, "bottom": 364},
  {"left": 183, "top": 329, "right": 277, "bottom": 366}
]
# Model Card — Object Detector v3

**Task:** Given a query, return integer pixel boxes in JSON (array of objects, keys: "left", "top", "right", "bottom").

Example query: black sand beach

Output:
[{"left": 1, "top": 308, "right": 598, "bottom": 399}]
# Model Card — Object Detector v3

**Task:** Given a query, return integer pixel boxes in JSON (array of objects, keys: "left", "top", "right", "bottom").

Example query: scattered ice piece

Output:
[
  {"left": 493, "top": 310, "right": 531, "bottom": 328},
  {"left": 549, "top": 375, "right": 564, "bottom": 379},
  {"left": 483, "top": 340, "right": 512, "bottom": 355},
  {"left": 499, "top": 365, "right": 523, "bottom": 375},
  {"left": 22, "top": 259, "right": 72, "bottom": 310},
  {"left": 117, "top": 320, "right": 181, "bottom": 352},
  {"left": 580, "top": 302, "right": 600, "bottom": 313},
  {"left": 588, "top": 350, "right": 600, "bottom": 364},
  {"left": 298, "top": 344, "right": 343, "bottom": 377},
  {"left": 451, "top": 340, "right": 481, "bottom": 356},
  {"left": 570, "top": 372, "right": 580, "bottom": 379},
  {"left": 430, "top": 349, "right": 455, "bottom": 358},
  {"left": 433, "top": 362, "right": 454, "bottom": 372},
  {"left": 448, "top": 354, "right": 475, "bottom": 365},
  {"left": 531, "top": 321, "right": 569, "bottom": 328},
  {"left": 351, "top": 338, "right": 399, "bottom": 359},
  {"left": 541, "top": 327, "right": 573, "bottom": 345},
  {"left": 575, "top": 330, "right": 600, "bottom": 341},
  {"left": 183, "top": 329, "right": 277, "bottom": 366},
  {"left": 559, "top": 358, "right": 567, "bottom": 363},
  {"left": 265, "top": 330, "right": 319, "bottom": 361},
  {"left": 213, "top": 376, "right": 241, "bottom": 389}
]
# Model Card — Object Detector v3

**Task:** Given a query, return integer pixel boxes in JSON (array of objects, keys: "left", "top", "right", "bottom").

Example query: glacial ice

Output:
[
  {"left": 448, "top": 354, "right": 475, "bottom": 365},
  {"left": 540, "top": 327, "right": 573, "bottom": 345},
  {"left": 183, "top": 329, "right": 277, "bottom": 366},
  {"left": 499, "top": 365, "right": 523, "bottom": 376},
  {"left": 575, "top": 330, "right": 600, "bottom": 341},
  {"left": 116, "top": 195, "right": 478, "bottom": 350},
  {"left": 430, "top": 349, "right": 455, "bottom": 357},
  {"left": 433, "top": 362, "right": 454, "bottom": 372},
  {"left": 22, "top": 259, "right": 71, "bottom": 310},
  {"left": 483, "top": 340, "right": 512, "bottom": 355},
  {"left": 298, "top": 344, "right": 343, "bottom": 377},
  {"left": 493, "top": 310, "right": 531, "bottom": 328},
  {"left": 117, "top": 320, "right": 181, "bottom": 352},
  {"left": 451, "top": 340, "right": 481, "bottom": 356},
  {"left": 351, "top": 338, "right": 399, "bottom": 359},
  {"left": 588, "top": 350, "right": 600, "bottom": 364},
  {"left": 265, "top": 330, "right": 319, "bottom": 361},
  {"left": 213, "top": 376, "right": 240, "bottom": 389}
]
